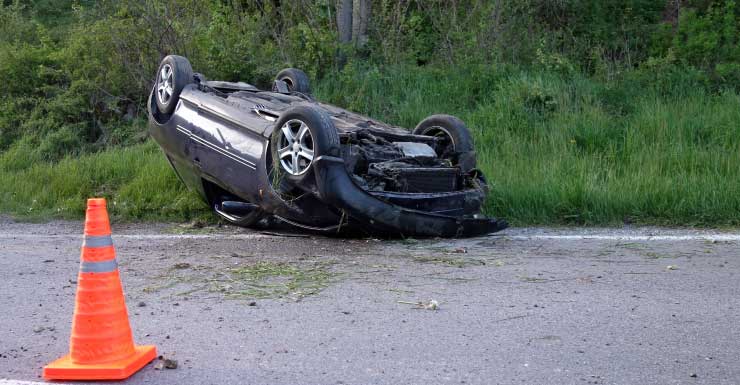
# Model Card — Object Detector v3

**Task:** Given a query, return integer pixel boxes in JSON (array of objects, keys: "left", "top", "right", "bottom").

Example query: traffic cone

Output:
[{"left": 43, "top": 198, "right": 156, "bottom": 380}]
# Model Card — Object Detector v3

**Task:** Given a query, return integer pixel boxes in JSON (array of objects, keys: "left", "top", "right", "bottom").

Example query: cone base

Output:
[{"left": 43, "top": 345, "right": 157, "bottom": 380}]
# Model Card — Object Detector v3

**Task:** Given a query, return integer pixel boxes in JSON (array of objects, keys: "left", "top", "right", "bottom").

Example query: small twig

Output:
[
  {"left": 397, "top": 299, "right": 439, "bottom": 310},
  {"left": 492, "top": 314, "right": 530, "bottom": 323}
]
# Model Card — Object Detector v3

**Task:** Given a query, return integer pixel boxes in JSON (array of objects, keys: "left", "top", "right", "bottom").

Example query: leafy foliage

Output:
[{"left": 1, "top": 0, "right": 740, "bottom": 225}]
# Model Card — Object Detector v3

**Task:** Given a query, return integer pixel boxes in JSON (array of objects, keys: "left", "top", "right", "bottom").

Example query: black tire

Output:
[
  {"left": 270, "top": 105, "right": 340, "bottom": 186},
  {"left": 275, "top": 68, "right": 311, "bottom": 94},
  {"left": 412, "top": 114, "right": 476, "bottom": 171},
  {"left": 154, "top": 55, "right": 193, "bottom": 114}
]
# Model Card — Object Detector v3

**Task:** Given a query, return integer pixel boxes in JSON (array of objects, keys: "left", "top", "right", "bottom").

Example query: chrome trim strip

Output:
[{"left": 175, "top": 125, "right": 256, "bottom": 170}]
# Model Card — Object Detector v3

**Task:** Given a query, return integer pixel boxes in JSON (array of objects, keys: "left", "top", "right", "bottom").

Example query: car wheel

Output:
[
  {"left": 412, "top": 114, "right": 476, "bottom": 171},
  {"left": 275, "top": 68, "right": 311, "bottom": 94},
  {"left": 154, "top": 55, "right": 193, "bottom": 114},
  {"left": 270, "top": 105, "right": 339, "bottom": 186}
]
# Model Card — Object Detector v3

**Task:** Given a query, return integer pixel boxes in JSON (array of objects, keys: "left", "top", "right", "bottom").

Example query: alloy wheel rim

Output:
[
  {"left": 277, "top": 119, "right": 314, "bottom": 175},
  {"left": 157, "top": 64, "right": 174, "bottom": 106}
]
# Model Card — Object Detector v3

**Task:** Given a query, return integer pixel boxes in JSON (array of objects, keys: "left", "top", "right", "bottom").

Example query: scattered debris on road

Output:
[
  {"left": 398, "top": 299, "right": 439, "bottom": 310},
  {"left": 164, "top": 359, "right": 178, "bottom": 369},
  {"left": 412, "top": 255, "right": 484, "bottom": 267},
  {"left": 5, "top": 222, "right": 740, "bottom": 384},
  {"left": 145, "top": 260, "right": 336, "bottom": 301},
  {"left": 154, "top": 356, "right": 178, "bottom": 370}
]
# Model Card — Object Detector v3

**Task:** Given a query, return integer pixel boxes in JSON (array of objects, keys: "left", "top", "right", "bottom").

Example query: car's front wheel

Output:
[{"left": 270, "top": 105, "right": 339, "bottom": 187}]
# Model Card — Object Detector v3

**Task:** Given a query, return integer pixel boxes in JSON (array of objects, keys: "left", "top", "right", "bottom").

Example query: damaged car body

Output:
[{"left": 147, "top": 55, "right": 507, "bottom": 237}]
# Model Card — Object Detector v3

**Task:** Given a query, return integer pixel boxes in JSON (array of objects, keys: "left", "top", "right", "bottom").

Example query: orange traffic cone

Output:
[{"left": 43, "top": 198, "right": 156, "bottom": 380}]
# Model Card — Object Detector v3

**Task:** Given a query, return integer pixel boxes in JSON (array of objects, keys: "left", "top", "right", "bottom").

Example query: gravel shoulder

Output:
[{"left": 1, "top": 219, "right": 739, "bottom": 385}]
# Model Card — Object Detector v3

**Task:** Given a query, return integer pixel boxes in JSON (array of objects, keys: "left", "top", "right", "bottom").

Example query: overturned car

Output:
[{"left": 147, "top": 55, "right": 507, "bottom": 237}]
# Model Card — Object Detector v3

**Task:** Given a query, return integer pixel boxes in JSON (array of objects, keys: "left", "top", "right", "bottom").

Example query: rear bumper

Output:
[{"left": 313, "top": 155, "right": 507, "bottom": 237}]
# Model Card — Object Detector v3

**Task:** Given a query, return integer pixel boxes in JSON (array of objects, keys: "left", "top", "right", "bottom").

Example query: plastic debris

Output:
[{"left": 397, "top": 299, "right": 440, "bottom": 310}]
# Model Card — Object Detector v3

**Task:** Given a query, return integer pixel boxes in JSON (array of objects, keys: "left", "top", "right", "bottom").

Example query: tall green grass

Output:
[
  {"left": 0, "top": 140, "right": 208, "bottom": 221},
  {"left": 316, "top": 65, "right": 740, "bottom": 226},
  {"left": 2, "top": 65, "right": 739, "bottom": 226}
]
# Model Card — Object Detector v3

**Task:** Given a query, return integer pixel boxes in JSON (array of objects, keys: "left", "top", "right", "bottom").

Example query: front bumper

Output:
[{"left": 313, "top": 155, "right": 507, "bottom": 237}]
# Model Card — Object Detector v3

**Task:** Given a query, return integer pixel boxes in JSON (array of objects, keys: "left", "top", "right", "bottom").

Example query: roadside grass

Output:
[
  {"left": 0, "top": 140, "right": 210, "bottom": 221},
  {"left": 1, "top": 64, "right": 739, "bottom": 226},
  {"left": 316, "top": 65, "right": 740, "bottom": 226}
]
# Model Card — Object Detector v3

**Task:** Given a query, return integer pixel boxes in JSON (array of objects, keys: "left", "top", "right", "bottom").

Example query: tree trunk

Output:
[
  {"left": 351, "top": 0, "right": 370, "bottom": 48},
  {"left": 336, "top": 0, "right": 353, "bottom": 44}
]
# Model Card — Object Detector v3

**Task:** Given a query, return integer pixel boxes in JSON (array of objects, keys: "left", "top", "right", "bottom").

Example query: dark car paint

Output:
[
  {"left": 150, "top": 85, "right": 347, "bottom": 227},
  {"left": 148, "top": 81, "right": 507, "bottom": 236}
]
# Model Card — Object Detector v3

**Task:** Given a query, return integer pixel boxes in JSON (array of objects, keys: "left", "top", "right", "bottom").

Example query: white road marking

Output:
[
  {"left": 0, "top": 231, "right": 738, "bottom": 242},
  {"left": 505, "top": 234, "right": 740, "bottom": 242},
  {"left": 0, "top": 380, "right": 63, "bottom": 385},
  {"left": 116, "top": 233, "right": 271, "bottom": 240},
  {"left": 0, "top": 233, "right": 271, "bottom": 240}
]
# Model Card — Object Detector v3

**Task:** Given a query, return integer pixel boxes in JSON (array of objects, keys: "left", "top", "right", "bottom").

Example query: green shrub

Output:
[{"left": 1, "top": 0, "right": 740, "bottom": 226}]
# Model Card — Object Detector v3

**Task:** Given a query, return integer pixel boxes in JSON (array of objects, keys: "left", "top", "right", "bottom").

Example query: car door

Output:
[{"left": 185, "top": 94, "right": 267, "bottom": 202}]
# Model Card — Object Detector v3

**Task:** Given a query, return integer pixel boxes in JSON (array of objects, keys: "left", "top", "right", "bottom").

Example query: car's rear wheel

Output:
[
  {"left": 412, "top": 114, "right": 476, "bottom": 171},
  {"left": 270, "top": 105, "right": 339, "bottom": 186},
  {"left": 155, "top": 55, "right": 193, "bottom": 114},
  {"left": 275, "top": 68, "right": 311, "bottom": 94}
]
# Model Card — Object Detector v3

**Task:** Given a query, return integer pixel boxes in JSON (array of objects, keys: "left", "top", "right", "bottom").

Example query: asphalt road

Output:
[{"left": 1, "top": 219, "right": 739, "bottom": 385}]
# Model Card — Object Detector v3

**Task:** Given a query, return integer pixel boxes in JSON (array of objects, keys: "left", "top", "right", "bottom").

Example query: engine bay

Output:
[{"left": 339, "top": 129, "right": 478, "bottom": 194}]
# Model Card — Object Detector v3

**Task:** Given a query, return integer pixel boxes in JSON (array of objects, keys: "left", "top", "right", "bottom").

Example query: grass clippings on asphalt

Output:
[
  {"left": 144, "top": 259, "right": 339, "bottom": 302},
  {"left": 216, "top": 261, "right": 337, "bottom": 300},
  {"left": 412, "top": 255, "right": 486, "bottom": 268}
]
